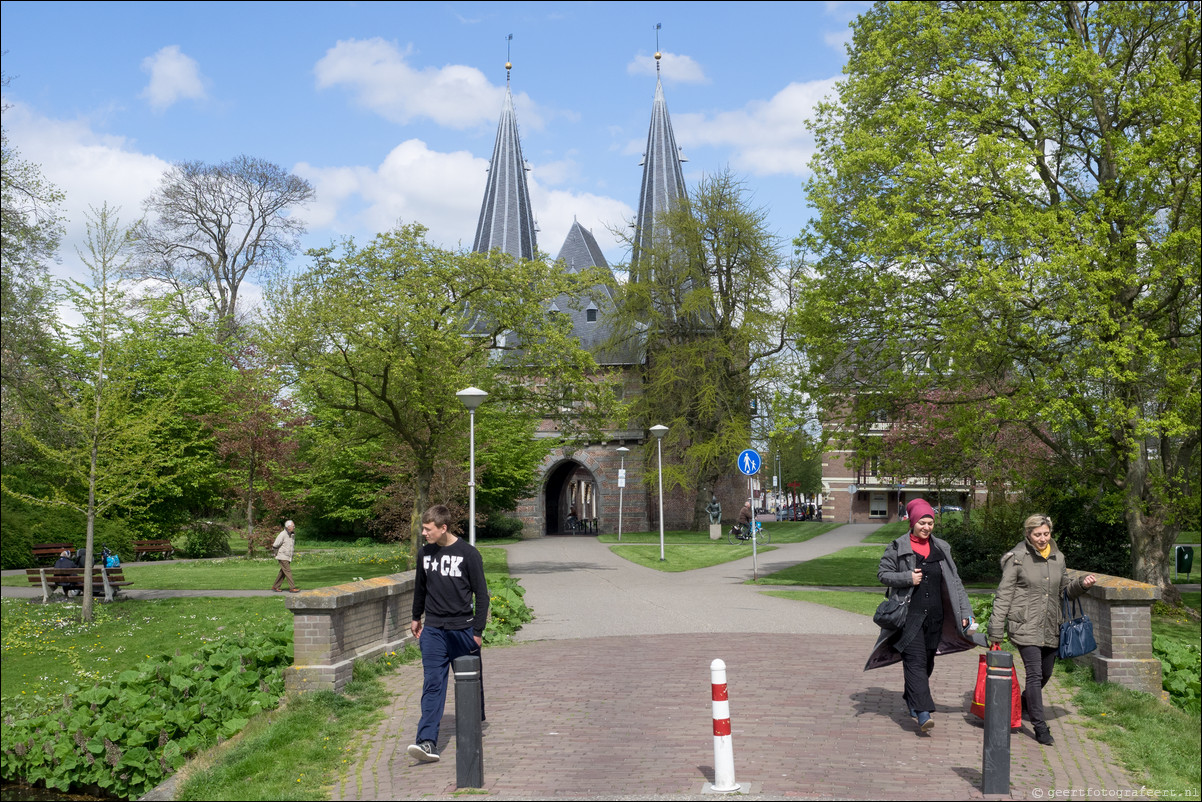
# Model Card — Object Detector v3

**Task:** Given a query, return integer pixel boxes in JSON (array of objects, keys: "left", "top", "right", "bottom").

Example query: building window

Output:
[
  {"left": 870, "top": 492, "right": 888, "bottom": 518},
  {"left": 586, "top": 308, "right": 598, "bottom": 322}
]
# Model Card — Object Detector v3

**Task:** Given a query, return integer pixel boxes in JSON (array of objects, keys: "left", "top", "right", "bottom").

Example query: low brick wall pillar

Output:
[
  {"left": 284, "top": 572, "right": 416, "bottom": 693},
  {"left": 1066, "top": 570, "right": 1162, "bottom": 696}
]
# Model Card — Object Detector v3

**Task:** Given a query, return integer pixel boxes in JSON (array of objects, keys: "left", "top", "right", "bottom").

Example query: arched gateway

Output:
[{"left": 543, "top": 459, "right": 598, "bottom": 535}]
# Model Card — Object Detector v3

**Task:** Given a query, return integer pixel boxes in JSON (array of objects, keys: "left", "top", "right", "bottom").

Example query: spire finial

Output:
[
  {"left": 506, "top": 33, "right": 513, "bottom": 84},
  {"left": 654, "top": 23, "right": 662, "bottom": 75}
]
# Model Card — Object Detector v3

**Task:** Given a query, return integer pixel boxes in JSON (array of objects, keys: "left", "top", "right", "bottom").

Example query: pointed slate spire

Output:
[
  {"left": 631, "top": 54, "right": 687, "bottom": 278},
  {"left": 555, "top": 218, "right": 610, "bottom": 274},
  {"left": 473, "top": 65, "right": 538, "bottom": 261}
]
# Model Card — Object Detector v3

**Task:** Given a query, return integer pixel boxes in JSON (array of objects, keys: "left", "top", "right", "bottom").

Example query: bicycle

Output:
[{"left": 727, "top": 520, "right": 770, "bottom": 546}]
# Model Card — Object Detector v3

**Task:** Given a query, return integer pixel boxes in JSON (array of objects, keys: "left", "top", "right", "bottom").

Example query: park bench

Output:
[
  {"left": 133, "top": 539, "right": 175, "bottom": 560},
  {"left": 24, "top": 566, "right": 133, "bottom": 603},
  {"left": 31, "top": 543, "right": 76, "bottom": 565}
]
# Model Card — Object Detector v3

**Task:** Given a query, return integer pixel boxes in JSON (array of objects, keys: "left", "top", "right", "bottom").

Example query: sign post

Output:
[{"left": 738, "top": 449, "right": 762, "bottom": 580}]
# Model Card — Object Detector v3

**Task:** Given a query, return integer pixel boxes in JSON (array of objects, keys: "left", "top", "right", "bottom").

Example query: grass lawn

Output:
[
  {"left": 0, "top": 596, "right": 292, "bottom": 700},
  {"left": 863, "top": 520, "right": 908, "bottom": 543},
  {"left": 611, "top": 543, "right": 776, "bottom": 572},
  {"left": 754, "top": 545, "right": 885, "bottom": 586},
  {"left": 3, "top": 547, "right": 409, "bottom": 590},
  {"left": 760, "top": 589, "right": 881, "bottom": 616}
]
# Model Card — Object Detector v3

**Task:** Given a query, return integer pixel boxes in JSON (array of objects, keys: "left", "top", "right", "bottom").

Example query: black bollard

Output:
[
  {"left": 452, "top": 654, "right": 483, "bottom": 788},
  {"left": 981, "top": 649, "right": 1013, "bottom": 795}
]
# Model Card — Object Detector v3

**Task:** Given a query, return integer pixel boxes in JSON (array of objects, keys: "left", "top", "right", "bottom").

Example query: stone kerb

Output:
[
  {"left": 284, "top": 572, "right": 415, "bottom": 693},
  {"left": 1066, "top": 569, "right": 1163, "bottom": 696}
]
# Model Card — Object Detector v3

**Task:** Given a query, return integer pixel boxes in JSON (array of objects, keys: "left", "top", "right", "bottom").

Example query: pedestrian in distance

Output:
[
  {"left": 407, "top": 504, "right": 490, "bottom": 764},
  {"left": 865, "top": 498, "right": 983, "bottom": 733},
  {"left": 270, "top": 520, "right": 299, "bottom": 593},
  {"left": 988, "top": 514, "right": 1096, "bottom": 746}
]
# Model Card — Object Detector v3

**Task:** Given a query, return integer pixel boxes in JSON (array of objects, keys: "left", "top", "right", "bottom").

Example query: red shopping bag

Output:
[{"left": 970, "top": 645, "right": 1021, "bottom": 729}]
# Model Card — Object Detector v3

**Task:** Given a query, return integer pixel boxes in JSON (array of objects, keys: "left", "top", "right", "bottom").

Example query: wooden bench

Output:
[
  {"left": 31, "top": 543, "right": 76, "bottom": 565},
  {"left": 133, "top": 539, "right": 175, "bottom": 560},
  {"left": 24, "top": 566, "right": 133, "bottom": 603}
]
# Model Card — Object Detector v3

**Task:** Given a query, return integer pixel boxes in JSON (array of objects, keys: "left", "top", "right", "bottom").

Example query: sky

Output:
[{"left": 1, "top": 1, "right": 868, "bottom": 305}]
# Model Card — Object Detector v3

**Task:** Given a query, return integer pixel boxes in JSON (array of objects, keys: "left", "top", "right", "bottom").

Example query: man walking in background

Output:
[{"left": 271, "top": 520, "right": 299, "bottom": 593}]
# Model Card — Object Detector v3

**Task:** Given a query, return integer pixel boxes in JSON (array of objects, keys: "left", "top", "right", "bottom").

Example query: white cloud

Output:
[
  {"left": 1, "top": 101, "right": 170, "bottom": 282},
  {"left": 314, "top": 38, "right": 544, "bottom": 130},
  {"left": 139, "top": 45, "right": 208, "bottom": 112},
  {"left": 626, "top": 51, "right": 708, "bottom": 84},
  {"left": 295, "top": 142, "right": 633, "bottom": 266},
  {"left": 674, "top": 78, "right": 840, "bottom": 176}
]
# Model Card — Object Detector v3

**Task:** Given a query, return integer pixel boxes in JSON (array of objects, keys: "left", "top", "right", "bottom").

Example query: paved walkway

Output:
[{"left": 332, "top": 526, "right": 1135, "bottom": 800}]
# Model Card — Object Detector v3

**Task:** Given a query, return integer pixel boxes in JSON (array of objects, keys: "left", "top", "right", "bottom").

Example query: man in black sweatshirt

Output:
[{"left": 407, "top": 504, "right": 489, "bottom": 763}]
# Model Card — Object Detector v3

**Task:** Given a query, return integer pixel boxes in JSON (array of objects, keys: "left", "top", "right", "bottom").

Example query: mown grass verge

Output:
[
  {"left": 610, "top": 544, "right": 776, "bottom": 572},
  {"left": 174, "top": 645, "right": 420, "bottom": 801}
]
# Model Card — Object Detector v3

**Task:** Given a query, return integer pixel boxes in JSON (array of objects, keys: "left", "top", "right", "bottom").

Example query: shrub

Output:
[
  {"left": 484, "top": 576, "right": 533, "bottom": 644},
  {"left": 480, "top": 513, "right": 525, "bottom": 540},
  {"left": 0, "top": 492, "right": 135, "bottom": 568},
  {"left": 0, "top": 625, "right": 290, "bottom": 799},
  {"left": 181, "top": 520, "right": 232, "bottom": 558},
  {"left": 1154, "top": 634, "right": 1202, "bottom": 714}
]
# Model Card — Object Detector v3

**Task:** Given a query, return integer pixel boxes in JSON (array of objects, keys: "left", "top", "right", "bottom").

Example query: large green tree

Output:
[
  {"left": 613, "top": 170, "right": 799, "bottom": 528},
  {"left": 797, "top": 1, "right": 1200, "bottom": 597},
  {"left": 265, "top": 223, "right": 614, "bottom": 552},
  {"left": 1, "top": 94, "right": 64, "bottom": 451},
  {"left": 3, "top": 206, "right": 184, "bottom": 619}
]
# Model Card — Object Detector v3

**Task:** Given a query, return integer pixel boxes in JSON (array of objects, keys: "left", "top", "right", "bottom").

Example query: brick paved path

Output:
[{"left": 332, "top": 530, "right": 1135, "bottom": 800}]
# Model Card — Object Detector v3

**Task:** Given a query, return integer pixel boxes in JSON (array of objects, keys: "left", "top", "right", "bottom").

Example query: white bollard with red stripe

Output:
[{"left": 708, "top": 658, "right": 741, "bottom": 793}]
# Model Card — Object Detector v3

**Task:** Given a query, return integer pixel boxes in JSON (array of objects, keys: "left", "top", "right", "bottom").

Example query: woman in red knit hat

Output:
[{"left": 865, "top": 498, "right": 983, "bottom": 732}]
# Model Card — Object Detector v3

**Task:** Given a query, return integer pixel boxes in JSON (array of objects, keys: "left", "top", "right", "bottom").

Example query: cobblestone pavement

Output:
[{"left": 332, "top": 530, "right": 1135, "bottom": 800}]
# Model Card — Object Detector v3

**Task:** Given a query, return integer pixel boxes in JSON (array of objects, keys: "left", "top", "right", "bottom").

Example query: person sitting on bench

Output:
[{"left": 54, "top": 550, "right": 77, "bottom": 596}]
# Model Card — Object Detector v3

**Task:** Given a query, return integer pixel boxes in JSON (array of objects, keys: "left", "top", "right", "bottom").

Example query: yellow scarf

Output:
[{"left": 1038, "top": 543, "right": 1051, "bottom": 559}]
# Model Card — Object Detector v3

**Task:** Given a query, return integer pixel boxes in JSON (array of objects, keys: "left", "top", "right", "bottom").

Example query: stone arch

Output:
[{"left": 542, "top": 457, "right": 600, "bottom": 535}]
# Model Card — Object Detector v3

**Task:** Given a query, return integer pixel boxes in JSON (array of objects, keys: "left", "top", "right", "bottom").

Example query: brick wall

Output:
[
  {"left": 285, "top": 573, "right": 415, "bottom": 693},
  {"left": 1064, "top": 570, "right": 1163, "bottom": 697}
]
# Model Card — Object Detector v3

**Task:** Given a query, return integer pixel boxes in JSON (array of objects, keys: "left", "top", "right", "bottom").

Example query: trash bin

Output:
[{"left": 1175, "top": 545, "right": 1194, "bottom": 578}]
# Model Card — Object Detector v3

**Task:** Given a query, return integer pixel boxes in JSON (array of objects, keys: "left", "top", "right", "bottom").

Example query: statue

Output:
[{"left": 706, "top": 496, "right": 722, "bottom": 525}]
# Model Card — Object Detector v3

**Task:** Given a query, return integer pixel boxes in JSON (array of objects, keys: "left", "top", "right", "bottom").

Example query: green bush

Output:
[
  {"left": 1154, "top": 634, "right": 1202, "bottom": 714},
  {"left": 484, "top": 575, "right": 533, "bottom": 644},
  {"left": 0, "top": 492, "right": 134, "bottom": 568},
  {"left": 480, "top": 513, "right": 525, "bottom": 540},
  {"left": 181, "top": 521, "right": 232, "bottom": 558},
  {"left": 0, "top": 625, "right": 290, "bottom": 799}
]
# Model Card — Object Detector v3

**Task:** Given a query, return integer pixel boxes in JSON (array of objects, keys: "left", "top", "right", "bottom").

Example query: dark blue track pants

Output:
[{"left": 416, "top": 626, "right": 479, "bottom": 745}]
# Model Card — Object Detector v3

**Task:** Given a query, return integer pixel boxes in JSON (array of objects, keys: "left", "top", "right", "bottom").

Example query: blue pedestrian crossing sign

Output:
[{"left": 738, "top": 449, "right": 762, "bottom": 476}]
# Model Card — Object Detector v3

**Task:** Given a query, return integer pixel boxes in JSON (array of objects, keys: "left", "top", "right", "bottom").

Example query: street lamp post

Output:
[
  {"left": 650, "top": 425, "right": 668, "bottom": 561},
  {"left": 456, "top": 387, "right": 488, "bottom": 546},
  {"left": 616, "top": 446, "right": 630, "bottom": 543}
]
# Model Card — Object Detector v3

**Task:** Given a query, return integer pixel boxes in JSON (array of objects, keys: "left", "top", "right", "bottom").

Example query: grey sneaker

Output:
[
  {"left": 918, "top": 711, "right": 934, "bottom": 732},
  {"left": 407, "top": 741, "right": 439, "bottom": 763}
]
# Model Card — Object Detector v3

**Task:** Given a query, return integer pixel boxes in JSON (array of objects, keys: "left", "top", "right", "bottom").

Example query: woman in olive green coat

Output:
[{"left": 988, "top": 514, "right": 1096, "bottom": 746}]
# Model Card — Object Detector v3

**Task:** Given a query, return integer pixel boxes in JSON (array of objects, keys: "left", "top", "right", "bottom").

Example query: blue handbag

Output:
[{"left": 1058, "top": 592, "right": 1097, "bottom": 659}]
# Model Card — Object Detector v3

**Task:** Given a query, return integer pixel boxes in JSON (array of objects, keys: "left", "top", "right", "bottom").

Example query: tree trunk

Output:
[
  {"left": 410, "top": 461, "right": 433, "bottom": 565},
  {"left": 1125, "top": 458, "right": 1181, "bottom": 605}
]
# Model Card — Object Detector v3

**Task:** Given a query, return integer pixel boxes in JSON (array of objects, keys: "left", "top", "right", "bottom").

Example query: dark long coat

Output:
[{"left": 864, "top": 533, "right": 985, "bottom": 671}]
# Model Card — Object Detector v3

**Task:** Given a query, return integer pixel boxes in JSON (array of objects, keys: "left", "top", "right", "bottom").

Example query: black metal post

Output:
[
  {"left": 452, "top": 654, "right": 483, "bottom": 788},
  {"left": 982, "top": 649, "right": 1013, "bottom": 794}
]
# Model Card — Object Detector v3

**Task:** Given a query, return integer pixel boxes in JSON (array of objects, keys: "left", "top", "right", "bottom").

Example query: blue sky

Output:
[{"left": 2, "top": 1, "right": 866, "bottom": 300}]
